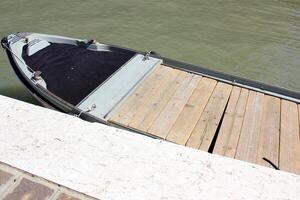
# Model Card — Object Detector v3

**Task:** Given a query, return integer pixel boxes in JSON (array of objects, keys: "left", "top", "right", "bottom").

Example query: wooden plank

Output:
[
  {"left": 185, "top": 82, "right": 232, "bottom": 150},
  {"left": 166, "top": 77, "right": 217, "bottom": 145},
  {"left": 223, "top": 88, "right": 249, "bottom": 157},
  {"left": 299, "top": 104, "right": 300, "bottom": 137},
  {"left": 148, "top": 74, "right": 201, "bottom": 139},
  {"left": 79, "top": 54, "right": 161, "bottom": 119},
  {"left": 109, "top": 65, "right": 172, "bottom": 126},
  {"left": 213, "top": 87, "right": 249, "bottom": 157},
  {"left": 256, "top": 95, "right": 280, "bottom": 168},
  {"left": 212, "top": 87, "right": 241, "bottom": 156},
  {"left": 127, "top": 67, "right": 181, "bottom": 130},
  {"left": 235, "top": 91, "right": 264, "bottom": 163},
  {"left": 136, "top": 70, "right": 191, "bottom": 133},
  {"left": 280, "top": 100, "right": 300, "bottom": 174}
]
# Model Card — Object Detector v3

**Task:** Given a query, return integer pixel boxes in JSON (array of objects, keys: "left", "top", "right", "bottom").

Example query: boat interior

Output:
[
  {"left": 22, "top": 40, "right": 136, "bottom": 105},
  {"left": 6, "top": 33, "right": 300, "bottom": 175}
]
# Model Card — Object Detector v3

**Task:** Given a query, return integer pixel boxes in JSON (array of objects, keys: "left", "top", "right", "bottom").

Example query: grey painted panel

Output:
[
  {"left": 78, "top": 54, "right": 162, "bottom": 119},
  {"left": 27, "top": 39, "right": 50, "bottom": 56}
]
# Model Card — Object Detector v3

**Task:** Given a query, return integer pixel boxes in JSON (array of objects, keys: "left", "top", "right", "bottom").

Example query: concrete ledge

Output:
[{"left": 0, "top": 95, "right": 299, "bottom": 200}]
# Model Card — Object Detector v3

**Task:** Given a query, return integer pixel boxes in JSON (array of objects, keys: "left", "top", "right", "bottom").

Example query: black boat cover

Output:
[{"left": 22, "top": 43, "right": 135, "bottom": 105}]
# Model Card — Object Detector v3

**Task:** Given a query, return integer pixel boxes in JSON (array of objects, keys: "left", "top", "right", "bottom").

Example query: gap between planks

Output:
[
  {"left": 147, "top": 74, "right": 201, "bottom": 138},
  {"left": 109, "top": 65, "right": 178, "bottom": 126},
  {"left": 166, "top": 77, "right": 217, "bottom": 145},
  {"left": 108, "top": 64, "right": 300, "bottom": 175},
  {"left": 213, "top": 87, "right": 249, "bottom": 158},
  {"left": 185, "top": 82, "right": 233, "bottom": 151},
  {"left": 136, "top": 71, "right": 194, "bottom": 133}
]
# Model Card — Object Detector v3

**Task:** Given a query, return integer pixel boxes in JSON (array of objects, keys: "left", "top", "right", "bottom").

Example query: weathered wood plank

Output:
[
  {"left": 299, "top": 104, "right": 300, "bottom": 131},
  {"left": 148, "top": 74, "right": 201, "bottom": 139},
  {"left": 235, "top": 91, "right": 264, "bottom": 163},
  {"left": 109, "top": 65, "right": 172, "bottom": 126},
  {"left": 108, "top": 63, "right": 300, "bottom": 175},
  {"left": 127, "top": 67, "right": 180, "bottom": 130},
  {"left": 280, "top": 100, "right": 300, "bottom": 174},
  {"left": 212, "top": 87, "right": 241, "bottom": 156},
  {"left": 256, "top": 95, "right": 280, "bottom": 168},
  {"left": 213, "top": 87, "right": 249, "bottom": 157},
  {"left": 137, "top": 71, "right": 192, "bottom": 133},
  {"left": 185, "top": 82, "right": 232, "bottom": 150},
  {"left": 166, "top": 77, "right": 217, "bottom": 145}
]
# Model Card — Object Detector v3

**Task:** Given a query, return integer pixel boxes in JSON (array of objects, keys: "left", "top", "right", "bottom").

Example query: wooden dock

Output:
[{"left": 109, "top": 64, "right": 300, "bottom": 175}]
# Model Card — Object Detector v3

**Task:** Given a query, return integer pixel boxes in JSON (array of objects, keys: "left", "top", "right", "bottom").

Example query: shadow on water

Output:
[{"left": 0, "top": 85, "right": 39, "bottom": 105}]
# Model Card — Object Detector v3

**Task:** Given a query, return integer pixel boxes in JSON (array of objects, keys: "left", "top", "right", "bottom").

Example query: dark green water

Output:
[{"left": 0, "top": 0, "right": 299, "bottom": 104}]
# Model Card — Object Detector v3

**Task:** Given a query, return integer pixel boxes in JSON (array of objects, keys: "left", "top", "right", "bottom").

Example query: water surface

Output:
[{"left": 0, "top": 0, "right": 299, "bottom": 104}]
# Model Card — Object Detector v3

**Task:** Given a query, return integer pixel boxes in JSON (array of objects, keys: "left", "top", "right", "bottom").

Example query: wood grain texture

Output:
[
  {"left": 213, "top": 87, "right": 249, "bottom": 157},
  {"left": 110, "top": 65, "right": 179, "bottom": 127},
  {"left": 109, "top": 65, "right": 300, "bottom": 175},
  {"left": 185, "top": 82, "right": 232, "bottom": 150},
  {"left": 109, "top": 66, "right": 165, "bottom": 126},
  {"left": 256, "top": 95, "right": 280, "bottom": 168},
  {"left": 137, "top": 71, "right": 191, "bottom": 133},
  {"left": 166, "top": 77, "right": 217, "bottom": 145},
  {"left": 148, "top": 74, "right": 201, "bottom": 139},
  {"left": 280, "top": 100, "right": 300, "bottom": 174},
  {"left": 127, "top": 67, "right": 180, "bottom": 130},
  {"left": 235, "top": 91, "right": 264, "bottom": 163},
  {"left": 299, "top": 104, "right": 300, "bottom": 136}
]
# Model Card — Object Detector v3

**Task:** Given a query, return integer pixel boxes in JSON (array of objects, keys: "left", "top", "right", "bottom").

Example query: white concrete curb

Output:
[{"left": 0, "top": 95, "right": 299, "bottom": 200}]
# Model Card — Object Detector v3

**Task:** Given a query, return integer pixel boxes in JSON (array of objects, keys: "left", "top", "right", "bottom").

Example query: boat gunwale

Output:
[
  {"left": 162, "top": 59, "right": 300, "bottom": 104},
  {"left": 4, "top": 47, "right": 106, "bottom": 124},
  {"left": 2, "top": 32, "right": 300, "bottom": 124},
  {"left": 99, "top": 41, "right": 300, "bottom": 103}
]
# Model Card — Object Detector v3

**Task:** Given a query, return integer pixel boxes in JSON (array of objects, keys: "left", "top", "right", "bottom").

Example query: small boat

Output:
[{"left": 2, "top": 32, "right": 300, "bottom": 174}]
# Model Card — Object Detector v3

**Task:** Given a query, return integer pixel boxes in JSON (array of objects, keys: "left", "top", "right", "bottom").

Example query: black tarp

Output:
[{"left": 23, "top": 43, "right": 135, "bottom": 105}]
